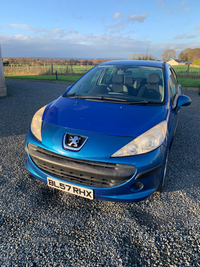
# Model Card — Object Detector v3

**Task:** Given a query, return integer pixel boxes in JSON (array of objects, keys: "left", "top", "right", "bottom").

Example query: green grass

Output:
[
  {"left": 5, "top": 74, "right": 200, "bottom": 88},
  {"left": 173, "top": 65, "right": 200, "bottom": 75},
  {"left": 5, "top": 75, "right": 81, "bottom": 82},
  {"left": 178, "top": 78, "right": 200, "bottom": 88},
  {"left": 53, "top": 64, "right": 93, "bottom": 73}
]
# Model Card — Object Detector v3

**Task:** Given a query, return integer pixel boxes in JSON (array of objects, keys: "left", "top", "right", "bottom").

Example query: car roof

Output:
[{"left": 100, "top": 60, "right": 165, "bottom": 68}]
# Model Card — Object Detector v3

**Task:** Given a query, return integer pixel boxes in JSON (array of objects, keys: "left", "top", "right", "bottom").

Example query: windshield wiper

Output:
[
  {"left": 77, "top": 96, "right": 127, "bottom": 102},
  {"left": 66, "top": 95, "right": 162, "bottom": 105},
  {"left": 127, "top": 100, "right": 163, "bottom": 105},
  {"left": 66, "top": 93, "right": 76, "bottom": 97}
]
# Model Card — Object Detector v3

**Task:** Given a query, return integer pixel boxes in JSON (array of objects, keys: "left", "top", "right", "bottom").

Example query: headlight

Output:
[
  {"left": 111, "top": 120, "right": 167, "bottom": 157},
  {"left": 30, "top": 105, "right": 47, "bottom": 142}
]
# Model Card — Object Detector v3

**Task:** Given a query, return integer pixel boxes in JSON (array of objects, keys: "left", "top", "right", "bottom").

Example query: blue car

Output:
[{"left": 25, "top": 60, "right": 191, "bottom": 202}]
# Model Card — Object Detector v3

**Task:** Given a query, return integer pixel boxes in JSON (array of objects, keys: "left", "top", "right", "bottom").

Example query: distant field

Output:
[
  {"left": 3, "top": 64, "right": 94, "bottom": 75},
  {"left": 5, "top": 75, "right": 81, "bottom": 82},
  {"left": 173, "top": 65, "right": 200, "bottom": 75}
]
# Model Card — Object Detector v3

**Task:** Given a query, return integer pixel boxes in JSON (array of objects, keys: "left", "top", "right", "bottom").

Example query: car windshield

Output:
[{"left": 66, "top": 64, "right": 165, "bottom": 104}]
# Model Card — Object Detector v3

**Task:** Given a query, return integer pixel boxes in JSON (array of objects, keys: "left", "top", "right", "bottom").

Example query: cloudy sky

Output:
[{"left": 0, "top": 0, "right": 200, "bottom": 59}]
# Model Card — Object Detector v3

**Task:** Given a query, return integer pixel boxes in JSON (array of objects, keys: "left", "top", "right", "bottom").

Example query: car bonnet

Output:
[{"left": 42, "top": 96, "right": 168, "bottom": 137}]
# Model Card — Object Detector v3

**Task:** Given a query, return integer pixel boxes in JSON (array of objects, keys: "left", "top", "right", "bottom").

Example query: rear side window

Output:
[
  {"left": 168, "top": 67, "right": 177, "bottom": 102},
  {"left": 171, "top": 68, "right": 178, "bottom": 94}
]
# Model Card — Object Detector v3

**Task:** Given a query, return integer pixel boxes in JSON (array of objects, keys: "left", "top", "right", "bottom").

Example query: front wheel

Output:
[{"left": 157, "top": 150, "right": 169, "bottom": 193}]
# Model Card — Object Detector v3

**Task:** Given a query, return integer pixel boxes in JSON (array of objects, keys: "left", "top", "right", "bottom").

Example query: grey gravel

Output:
[{"left": 0, "top": 79, "right": 199, "bottom": 267}]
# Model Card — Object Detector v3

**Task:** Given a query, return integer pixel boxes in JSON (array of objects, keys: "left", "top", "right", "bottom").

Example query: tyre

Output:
[{"left": 157, "top": 150, "right": 169, "bottom": 193}]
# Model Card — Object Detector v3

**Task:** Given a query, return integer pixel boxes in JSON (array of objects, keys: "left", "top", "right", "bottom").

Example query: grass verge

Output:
[
  {"left": 178, "top": 78, "right": 200, "bottom": 88},
  {"left": 5, "top": 74, "right": 200, "bottom": 88},
  {"left": 5, "top": 75, "right": 81, "bottom": 83}
]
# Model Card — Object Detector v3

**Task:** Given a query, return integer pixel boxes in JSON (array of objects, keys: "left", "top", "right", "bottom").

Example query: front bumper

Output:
[{"left": 25, "top": 128, "right": 167, "bottom": 202}]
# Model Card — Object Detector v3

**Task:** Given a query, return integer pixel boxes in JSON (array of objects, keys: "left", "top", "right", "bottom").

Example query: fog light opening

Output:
[{"left": 131, "top": 182, "right": 144, "bottom": 192}]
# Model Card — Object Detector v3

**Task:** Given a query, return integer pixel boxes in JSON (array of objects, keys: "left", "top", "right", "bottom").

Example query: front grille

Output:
[{"left": 28, "top": 143, "right": 136, "bottom": 188}]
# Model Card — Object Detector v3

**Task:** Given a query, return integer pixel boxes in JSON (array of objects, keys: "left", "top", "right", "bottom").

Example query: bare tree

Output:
[
  {"left": 128, "top": 53, "right": 137, "bottom": 60},
  {"left": 138, "top": 53, "right": 148, "bottom": 60},
  {"left": 82, "top": 60, "right": 88, "bottom": 65},
  {"left": 148, "top": 54, "right": 154, "bottom": 60},
  {"left": 161, "top": 49, "right": 176, "bottom": 62},
  {"left": 128, "top": 52, "right": 155, "bottom": 60},
  {"left": 68, "top": 59, "right": 75, "bottom": 73}
]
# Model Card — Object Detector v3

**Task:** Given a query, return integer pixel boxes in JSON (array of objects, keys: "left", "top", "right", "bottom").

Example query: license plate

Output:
[{"left": 47, "top": 177, "right": 94, "bottom": 200}]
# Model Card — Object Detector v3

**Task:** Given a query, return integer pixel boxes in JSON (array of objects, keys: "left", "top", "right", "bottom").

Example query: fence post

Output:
[
  {"left": 54, "top": 70, "right": 58, "bottom": 80},
  {"left": 51, "top": 63, "right": 53, "bottom": 75},
  {"left": 0, "top": 45, "right": 7, "bottom": 97}
]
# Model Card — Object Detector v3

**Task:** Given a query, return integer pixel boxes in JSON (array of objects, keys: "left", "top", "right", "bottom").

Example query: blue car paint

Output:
[
  {"left": 43, "top": 97, "right": 168, "bottom": 137},
  {"left": 25, "top": 127, "right": 167, "bottom": 202},
  {"left": 25, "top": 104, "right": 170, "bottom": 202},
  {"left": 25, "top": 60, "right": 190, "bottom": 202}
]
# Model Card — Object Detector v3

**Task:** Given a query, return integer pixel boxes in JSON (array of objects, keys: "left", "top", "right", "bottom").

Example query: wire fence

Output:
[
  {"left": 4, "top": 63, "right": 200, "bottom": 79},
  {"left": 173, "top": 65, "right": 200, "bottom": 77},
  {"left": 3, "top": 64, "right": 94, "bottom": 76}
]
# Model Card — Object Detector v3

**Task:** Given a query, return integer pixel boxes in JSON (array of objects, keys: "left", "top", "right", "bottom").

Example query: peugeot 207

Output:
[{"left": 25, "top": 60, "right": 191, "bottom": 202}]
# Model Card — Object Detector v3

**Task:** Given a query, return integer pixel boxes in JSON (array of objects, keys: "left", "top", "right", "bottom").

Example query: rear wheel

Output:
[{"left": 157, "top": 150, "right": 169, "bottom": 193}]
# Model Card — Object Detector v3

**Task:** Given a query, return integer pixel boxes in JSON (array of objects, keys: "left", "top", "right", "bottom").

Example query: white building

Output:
[{"left": 167, "top": 59, "right": 186, "bottom": 66}]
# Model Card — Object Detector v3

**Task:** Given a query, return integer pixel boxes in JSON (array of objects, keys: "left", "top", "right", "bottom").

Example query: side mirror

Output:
[
  {"left": 177, "top": 94, "right": 191, "bottom": 107},
  {"left": 175, "top": 94, "right": 191, "bottom": 114}
]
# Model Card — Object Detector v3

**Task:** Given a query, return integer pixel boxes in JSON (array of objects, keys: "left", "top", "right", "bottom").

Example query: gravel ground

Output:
[{"left": 0, "top": 80, "right": 199, "bottom": 267}]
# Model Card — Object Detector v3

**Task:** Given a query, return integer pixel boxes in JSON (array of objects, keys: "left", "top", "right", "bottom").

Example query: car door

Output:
[{"left": 166, "top": 66, "right": 180, "bottom": 147}]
